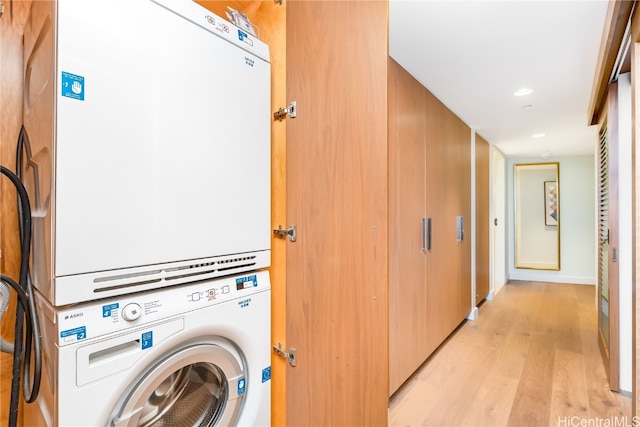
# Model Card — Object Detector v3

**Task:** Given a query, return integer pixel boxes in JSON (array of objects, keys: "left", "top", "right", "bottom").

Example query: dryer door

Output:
[{"left": 111, "top": 343, "right": 246, "bottom": 427}]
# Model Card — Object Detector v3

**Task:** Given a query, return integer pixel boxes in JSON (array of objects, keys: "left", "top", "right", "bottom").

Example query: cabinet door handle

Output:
[
  {"left": 456, "top": 216, "right": 464, "bottom": 242},
  {"left": 422, "top": 218, "right": 431, "bottom": 252}
]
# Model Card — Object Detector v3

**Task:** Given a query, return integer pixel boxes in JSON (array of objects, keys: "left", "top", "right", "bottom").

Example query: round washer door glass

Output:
[{"left": 112, "top": 344, "right": 246, "bottom": 427}]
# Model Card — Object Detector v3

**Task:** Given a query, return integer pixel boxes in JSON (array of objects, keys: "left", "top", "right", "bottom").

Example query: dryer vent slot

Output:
[
  {"left": 94, "top": 279, "right": 162, "bottom": 293},
  {"left": 89, "top": 339, "right": 140, "bottom": 367},
  {"left": 93, "top": 270, "right": 161, "bottom": 283},
  {"left": 219, "top": 262, "right": 256, "bottom": 272},
  {"left": 164, "top": 269, "right": 218, "bottom": 281},
  {"left": 90, "top": 255, "right": 260, "bottom": 295}
]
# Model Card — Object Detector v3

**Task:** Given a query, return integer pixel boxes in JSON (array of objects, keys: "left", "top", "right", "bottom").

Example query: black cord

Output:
[
  {"left": 1, "top": 160, "right": 42, "bottom": 427},
  {"left": 16, "top": 126, "right": 26, "bottom": 245}
]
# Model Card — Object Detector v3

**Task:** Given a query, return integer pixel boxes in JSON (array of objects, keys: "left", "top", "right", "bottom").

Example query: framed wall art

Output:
[{"left": 544, "top": 180, "right": 558, "bottom": 226}]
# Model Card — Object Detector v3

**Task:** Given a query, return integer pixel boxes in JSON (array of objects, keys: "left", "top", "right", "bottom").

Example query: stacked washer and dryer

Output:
[{"left": 22, "top": 1, "right": 272, "bottom": 425}]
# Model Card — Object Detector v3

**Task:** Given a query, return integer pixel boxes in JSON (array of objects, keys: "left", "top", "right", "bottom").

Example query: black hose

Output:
[
  {"left": 14, "top": 125, "right": 42, "bottom": 404},
  {"left": 1, "top": 163, "right": 42, "bottom": 427}
]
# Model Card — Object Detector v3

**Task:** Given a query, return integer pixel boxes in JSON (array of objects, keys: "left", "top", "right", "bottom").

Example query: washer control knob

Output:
[{"left": 122, "top": 303, "right": 142, "bottom": 321}]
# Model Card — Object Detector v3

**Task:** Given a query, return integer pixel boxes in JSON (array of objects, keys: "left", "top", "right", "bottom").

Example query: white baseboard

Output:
[
  {"left": 466, "top": 306, "right": 478, "bottom": 320},
  {"left": 507, "top": 272, "right": 595, "bottom": 285}
]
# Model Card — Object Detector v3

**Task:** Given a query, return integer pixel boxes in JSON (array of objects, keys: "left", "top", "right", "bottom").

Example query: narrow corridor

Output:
[{"left": 389, "top": 281, "right": 631, "bottom": 427}]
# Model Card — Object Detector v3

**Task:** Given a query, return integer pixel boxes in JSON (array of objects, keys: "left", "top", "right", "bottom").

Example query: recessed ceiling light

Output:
[
  {"left": 532, "top": 133, "right": 546, "bottom": 138},
  {"left": 514, "top": 88, "right": 533, "bottom": 96}
]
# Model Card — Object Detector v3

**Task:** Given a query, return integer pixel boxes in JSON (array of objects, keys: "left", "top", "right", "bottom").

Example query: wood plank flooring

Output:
[{"left": 389, "top": 281, "right": 631, "bottom": 427}]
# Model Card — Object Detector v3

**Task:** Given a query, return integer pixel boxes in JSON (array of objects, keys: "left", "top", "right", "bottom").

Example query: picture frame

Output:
[{"left": 544, "top": 180, "right": 558, "bottom": 226}]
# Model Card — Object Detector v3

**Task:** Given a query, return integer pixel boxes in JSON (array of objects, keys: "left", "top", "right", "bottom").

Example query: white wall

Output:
[{"left": 507, "top": 155, "right": 596, "bottom": 284}]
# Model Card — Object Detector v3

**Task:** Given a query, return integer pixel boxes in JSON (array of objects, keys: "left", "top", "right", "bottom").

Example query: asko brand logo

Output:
[{"left": 64, "top": 313, "right": 83, "bottom": 320}]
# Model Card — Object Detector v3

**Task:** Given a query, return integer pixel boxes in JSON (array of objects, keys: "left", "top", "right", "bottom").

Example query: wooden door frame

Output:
[
  {"left": 631, "top": 6, "right": 640, "bottom": 417},
  {"left": 490, "top": 147, "right": 507, "bottom": 297}
]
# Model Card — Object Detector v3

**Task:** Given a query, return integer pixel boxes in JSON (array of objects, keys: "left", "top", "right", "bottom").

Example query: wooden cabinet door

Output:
[
  {"left": 388, "top": 60, "right": 473, "bottom": 394},
  {"left": 388, "top": 59, "right": 428, "bottom": 394},
  {"left": 424, "top": 90, "right": 472, "bottom": 353},
  {"left": 475, "top": 134, "right": 491, "bottom": 303},
  {"left": 285, "top": 2, "right": 389, "bottom": 425}
]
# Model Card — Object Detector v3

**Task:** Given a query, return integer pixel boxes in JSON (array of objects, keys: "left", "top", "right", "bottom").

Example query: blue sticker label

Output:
[
  {"left": 141, "top": 331, "right": 153, "bottom": 350},
  {"left": 237, "top": 29, "right": 253, "bottom": 46},
  {"left": 60, "top": 326, "right": 86, "bottom": 341},
  {"left": 61, "top": 72, "right": 85, "bottom": 100},
  {"left": 235, "top": 275, "right": 258, "bottom": 288},
  {"left": 102, "top": 303, "right": 119, "bottom": 317},
  {"left": 237, "top": 377, "right": 246, "bottom": 395},
  {"left": 262, "top": 367, "right": 271, "bottom": 383}
]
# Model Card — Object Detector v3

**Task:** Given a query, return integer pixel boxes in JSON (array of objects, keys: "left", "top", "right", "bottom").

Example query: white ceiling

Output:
[{"left": 389, "top": 0, "right": 609, "bottom": 158}]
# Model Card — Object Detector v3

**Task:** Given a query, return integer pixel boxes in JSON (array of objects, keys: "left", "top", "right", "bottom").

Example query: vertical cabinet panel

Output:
[
  {"left": 389, "top": 59, "right": 472, "bottom": 394},
  {"left": 285, "top": 2, "right": 389, "bottom": 425},
  {"left": 476, "top": 134, "right": 491, "bottom": 303},
  {"left": 425, "top": 93, "right": 472, "bottom": 351},
  {"left": 423, "top": 87, "right": 451, "bottom": 353},
  {"left": 389, "top": 59, "right": 428, "bottom": 394}
]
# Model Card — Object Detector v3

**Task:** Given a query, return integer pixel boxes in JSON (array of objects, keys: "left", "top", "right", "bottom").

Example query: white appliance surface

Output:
[
  {"left": 35, "top": 270, "right": 271, "bottom": 426},
  {"left": 23, "top": 0, "right": 271, "bottom": 305}
]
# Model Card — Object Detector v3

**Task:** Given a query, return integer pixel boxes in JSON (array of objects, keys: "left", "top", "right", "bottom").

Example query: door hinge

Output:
[
  {"left": 0, "top": 2, "right": 4, "bottom": 17},
  {"left": 273, "top": 224, "right": 296, "bottom": 242},
  {"left": 274, "top": 101, "right": 296, "bottom": 121},
  {"left": 273, "top": 342, "right": 297, "bottom": 367}
]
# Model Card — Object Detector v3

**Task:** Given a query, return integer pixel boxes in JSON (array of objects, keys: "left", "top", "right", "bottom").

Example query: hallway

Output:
[{"left": 388, "top": 281, "right": 631, "bottom": 427}]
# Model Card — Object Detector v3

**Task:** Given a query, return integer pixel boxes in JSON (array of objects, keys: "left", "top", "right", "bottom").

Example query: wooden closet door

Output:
[
  {"left": 475, "top": 134, "right": 491, "bottom": 303},
  {"left": 424, "top": 90, "right": 472, "bottom": 353},
  {"left": 388, "top": 58, "right": 428, "bottom": 395},
  {"left": 285, "top": 2, "right": 389, "bottom": 425}
]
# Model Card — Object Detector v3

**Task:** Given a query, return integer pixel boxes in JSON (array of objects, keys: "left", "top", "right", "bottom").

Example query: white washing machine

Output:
[{"left": 34, "top": 271, "right": 271, "bottom": 426}]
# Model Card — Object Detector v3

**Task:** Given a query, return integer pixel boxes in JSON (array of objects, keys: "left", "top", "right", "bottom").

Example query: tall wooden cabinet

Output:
[
  {"left": 476, "top": 134, "right": 491, "bottom": 303},
  {"left": 389, "top": 59, "right": 472, "bottom": 394},
  {"left": 389, "top": 59, "right": 429, "bottom": 393}
]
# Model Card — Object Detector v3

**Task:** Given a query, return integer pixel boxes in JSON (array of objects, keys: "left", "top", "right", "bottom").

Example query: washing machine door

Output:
[{"left": 111, "top": 343, "right": 246, "bottom": 427}]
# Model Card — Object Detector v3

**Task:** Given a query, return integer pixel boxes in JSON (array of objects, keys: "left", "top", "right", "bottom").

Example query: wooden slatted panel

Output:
[
  {"left": 598, "top": 126, "right": 610, "bottom": 350},
  {"left": 599, "top": 128, "right": 609, "bottom": 246}
]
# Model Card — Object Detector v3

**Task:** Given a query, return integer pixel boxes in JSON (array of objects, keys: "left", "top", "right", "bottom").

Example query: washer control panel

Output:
[{"left": 52, "top": 270, "right": 270, "bottom": 345}]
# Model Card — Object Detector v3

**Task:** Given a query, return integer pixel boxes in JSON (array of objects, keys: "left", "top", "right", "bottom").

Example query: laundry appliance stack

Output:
[{"left": 21, "top": 1, "right": 272, "bottom": 425}]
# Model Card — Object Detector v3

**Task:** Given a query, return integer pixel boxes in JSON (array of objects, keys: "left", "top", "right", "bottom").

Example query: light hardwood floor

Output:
[{"left": 389, "top": 281, "right": 632, "bottom": 427}]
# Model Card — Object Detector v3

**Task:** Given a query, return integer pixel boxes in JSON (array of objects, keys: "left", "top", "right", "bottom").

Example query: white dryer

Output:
[{"left": 34, "top": 271, "right": 271, "bottom": 426}]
